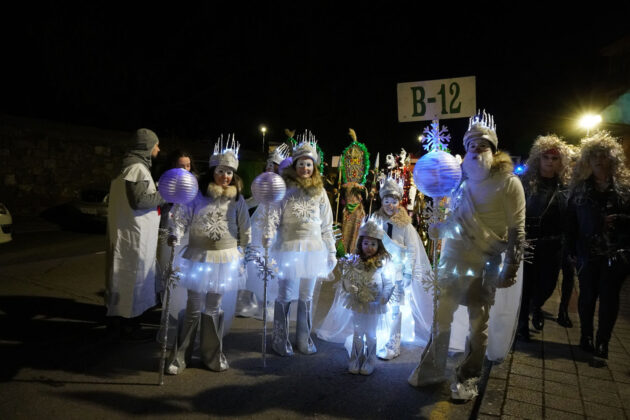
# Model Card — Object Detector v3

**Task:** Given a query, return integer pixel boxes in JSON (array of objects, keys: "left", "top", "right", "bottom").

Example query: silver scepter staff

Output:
[
  {"left": 158, "top": 241, "right": 176, "bottom": 385},
  {"left": 250, "top": 171, "right": 286, "bottom": 367},
  {"left": 155, "top": 168, "right": 199, "bottom": 385}
]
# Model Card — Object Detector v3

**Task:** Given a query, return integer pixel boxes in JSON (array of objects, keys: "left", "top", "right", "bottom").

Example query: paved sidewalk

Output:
[{"left": 478, "top": 278, "right": 630, "bottom": 419}]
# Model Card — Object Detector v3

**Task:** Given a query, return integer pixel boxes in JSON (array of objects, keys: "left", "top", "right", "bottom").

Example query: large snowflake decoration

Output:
[
  {"left": 199, "top": 209, "right": 228, "bottom": 240},
  {"left": 288, "top": 196, "right": 317, "bottom": 223},
  {"left": 422, "top": 120, "right": 451, "bottom": 152}
]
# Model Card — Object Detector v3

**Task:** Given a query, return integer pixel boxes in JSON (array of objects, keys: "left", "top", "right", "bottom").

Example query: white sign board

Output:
[{"left": 397, "top": 76, "right": 476, "bottom": 122}]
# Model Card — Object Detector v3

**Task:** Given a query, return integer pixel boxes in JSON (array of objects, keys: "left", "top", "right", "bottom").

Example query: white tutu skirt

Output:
[
  {"left": 272, "top": 249, "right": 330, "bottom": 281},
  {"left": 176, "top": 247, "right": 245, "bottom": 294}
]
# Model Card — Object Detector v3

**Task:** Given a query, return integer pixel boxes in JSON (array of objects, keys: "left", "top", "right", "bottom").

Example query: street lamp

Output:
[
  {"left": 260, "top": 125, "right": 267, "bottom": 153},
  {"left": 578, "top": 114, "right": 602, "bottom": 136}
]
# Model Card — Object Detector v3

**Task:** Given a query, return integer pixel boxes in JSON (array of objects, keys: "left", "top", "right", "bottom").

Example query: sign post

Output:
[{"left": 397, "top": 76, "right": 476, "bottom": 122}]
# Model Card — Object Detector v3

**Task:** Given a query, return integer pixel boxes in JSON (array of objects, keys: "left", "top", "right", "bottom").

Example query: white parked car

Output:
[{"left": 0, "top": 203, "right": 12, "bottom": 243}]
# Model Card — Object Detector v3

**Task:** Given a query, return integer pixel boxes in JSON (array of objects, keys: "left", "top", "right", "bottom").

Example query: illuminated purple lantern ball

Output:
[
  {"left": 158, "top": 168, "right": 199, "bottom": 204},
  {"left": 251, "top": 172, "right": 286, "bottom": 205},
  {"left": 413, "top": 150, "right": 462, "bottom": 198}
]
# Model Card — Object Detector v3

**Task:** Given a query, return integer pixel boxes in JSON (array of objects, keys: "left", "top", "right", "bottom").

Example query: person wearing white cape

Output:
[{"left": 408, "top": 111, "right": 525, "bottom": 403}]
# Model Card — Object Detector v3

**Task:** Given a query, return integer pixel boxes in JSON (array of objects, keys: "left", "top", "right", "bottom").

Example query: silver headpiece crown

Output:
[
  {"left": 379, "top": 173, "right": 404, "bottom": 199},
  {"left": 209, "top": 133, "right": 240, "bottom": 170},
  {"left": 268, "top": 143, "right": 291, "bottom": 166},
  {"left": 463, "top": 109, "right": 498, "bottom": 152},
  {"left": 292, "top": 130, "right": 319, "bottom": 165},
  {"left": 358, "top": 215, "right": 385, "bottom": 240}
]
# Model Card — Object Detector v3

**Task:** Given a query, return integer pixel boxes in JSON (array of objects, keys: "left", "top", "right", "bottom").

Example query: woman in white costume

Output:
[
  {"left": 166, "top": 136, "right": 251, "bottom": 374},
  {"left": 264, "top": 137, "right": 337, "bottom": 356}
]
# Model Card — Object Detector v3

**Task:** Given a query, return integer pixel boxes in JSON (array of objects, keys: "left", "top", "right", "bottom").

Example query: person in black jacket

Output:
[
  {"left": 516, "top": 135, "right": 571, "bottom": 341},
  {"left": 566, "top": 132, "right": 630, "bottom": 363}
]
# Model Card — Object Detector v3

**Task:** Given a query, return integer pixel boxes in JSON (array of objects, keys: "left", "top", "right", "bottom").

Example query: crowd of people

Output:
[{"left": 104, "top": 115, "right": 630, "bottom": 403}]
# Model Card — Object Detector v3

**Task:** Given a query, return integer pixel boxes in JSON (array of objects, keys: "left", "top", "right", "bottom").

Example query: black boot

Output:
[
  {"left": 594, "top": 340, "right": 608, "bottom": 359},
  {"left": 557, "top": 306, "right": 573, "bottom": 328},
  {"left": 532, "top": 308, "right": 544, "bottom": 330},
  {"left": 580, "top": 335, "right": 594, "bottom": 352},
  {"left": 515, "top": 321, "right": 530, "bottom": 342}
]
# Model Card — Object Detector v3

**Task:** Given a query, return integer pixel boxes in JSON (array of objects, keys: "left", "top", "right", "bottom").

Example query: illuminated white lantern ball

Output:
[
  {"left": 251, "top": 172, "right": 286, "bottom": 204},
  {"left": 413, "top": 150, "right": 462, "bottom": 198},
  {"left": 158, "top": 168, "right": 199, "bottom": 204}
]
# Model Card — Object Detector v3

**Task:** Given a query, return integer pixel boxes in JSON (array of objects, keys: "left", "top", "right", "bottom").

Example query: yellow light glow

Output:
[
  {"left": 578, "top": 114, "right": 602, "bottom": 130},
  {"left": 260, "top": 126, "right": 267, "bottom": 134}
]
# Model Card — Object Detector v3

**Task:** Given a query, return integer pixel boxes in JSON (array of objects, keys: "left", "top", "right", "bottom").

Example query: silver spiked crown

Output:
[
  {"left": 209, "top": 134, "right": 240, "bottom": 170},
  {"left": 463, "top": 110, "right": 498, "bottom": 152},
  {"left": 358, "top": 215, "right": 385, "bottom": 240},
  {"left": 379, "top": 173, "right": 404, "bottom": 200},
  {"left": 292, "top": 130, "right": 320, "bottom": 165}
]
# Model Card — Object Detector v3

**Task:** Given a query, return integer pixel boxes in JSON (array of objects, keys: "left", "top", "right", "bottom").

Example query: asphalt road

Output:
[{"left": 0, "top": 227, "right": 477, "bottom": 419}]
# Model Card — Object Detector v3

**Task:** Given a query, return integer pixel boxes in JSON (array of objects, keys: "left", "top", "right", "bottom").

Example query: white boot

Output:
[
  {"left": 200, "top": 311, "right": 229, "bottom": 372},
  {"left": 360, "top": 335, "right": 377, "bottom": 375},
  {"left": 272, "top": 300, "right": 294, "bottom": 356},
  {"left": 378, "top": 311, "right": 401, "bottom": 360},
  {"left": 348, "top": 333, "right": 363, "bottom": 374},
  {"left": 296, "top": 299, "right": 317, "bottom": 354}
]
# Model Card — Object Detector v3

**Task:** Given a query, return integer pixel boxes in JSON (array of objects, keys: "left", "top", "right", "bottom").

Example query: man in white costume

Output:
[
  {"left": 106, "top": 128, "right": 165, "bottom": 339},
  {"left": 408, "top": 111, "right": 525, "bottom": 402}
]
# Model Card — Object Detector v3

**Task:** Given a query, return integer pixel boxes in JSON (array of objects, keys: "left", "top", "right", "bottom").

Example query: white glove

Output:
[{"left": 327, "top": 253, "right": 337, "bottom": 272}]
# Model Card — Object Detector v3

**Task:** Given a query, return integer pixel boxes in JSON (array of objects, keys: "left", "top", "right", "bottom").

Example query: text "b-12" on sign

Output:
[{"left": 397, "top": 76, "right": 476, "bottom": 122}]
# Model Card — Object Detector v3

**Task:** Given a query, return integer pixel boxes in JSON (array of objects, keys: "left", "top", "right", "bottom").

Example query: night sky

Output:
[{"left": 3, "top": 4, "right": 629, "bottom": 160}]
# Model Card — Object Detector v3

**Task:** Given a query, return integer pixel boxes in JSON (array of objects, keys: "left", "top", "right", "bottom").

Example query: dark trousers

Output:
[
  {"left": 519, "top": 240, "right": 562, "bottom": 326},
  {"left": 560, "top": 247, "right": 575, "bottom": 309},
  {"left": 578, "top": 257, "right": 628, "bottom": 342}
]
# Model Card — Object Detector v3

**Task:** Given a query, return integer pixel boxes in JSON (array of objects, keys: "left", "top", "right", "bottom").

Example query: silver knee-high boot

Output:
[
  {"left": 166, "top": 312, "right": 199, "bottom": 375},
  {"left": 348, "top": 333, "right": 363, "bottom": 374},
  {"left": 360, "top": 335, "right": 377, "bottom": 375},
  {"left": 200, "top": 310, "right": 229, "bottom": 372},
  {"left": 235, "top": 289, "right": 260, "bottom": 318},
  {"left": 272, "top": 300, "right": 294, "bottom": 356},
  {"left": 296, "top": 299, "right": 317, "bottom": 354},
  {"left": 407, "top": 331, "right": 450, "bottom": 386}
]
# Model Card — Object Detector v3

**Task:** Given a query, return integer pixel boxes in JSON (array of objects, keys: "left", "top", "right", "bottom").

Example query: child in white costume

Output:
[
  {"left": 264, "top": 137, "right": 337, "bottom": 356},
  {"left": 316, "top": 176, "right": 435, "bottom": 358},
  {"left": 166, "top": 136, "right": 251, "bottom": 374},
  {"left": 339, "top": 218, "right": 394, "bottom": 375}
]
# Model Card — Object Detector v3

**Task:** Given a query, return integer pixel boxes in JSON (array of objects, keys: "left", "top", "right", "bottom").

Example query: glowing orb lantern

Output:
[
  {"left": 251, "top": 172, "right": 286, "bottom": 204},
  {"left": 413, "top": 150, "right": 462, "bottom": 198},
  {"left": 158, "top": 168, "right": 199, "bottom": 204}
]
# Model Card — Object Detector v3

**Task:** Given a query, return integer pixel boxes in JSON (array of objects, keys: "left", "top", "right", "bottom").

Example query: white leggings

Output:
[{"left": 277, "top": 277, "right": 317, "bottom": 302}]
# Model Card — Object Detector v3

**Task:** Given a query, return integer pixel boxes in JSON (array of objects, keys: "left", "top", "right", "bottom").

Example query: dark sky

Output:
[{"left": 3, "top": 4, "right": 629, "bottom": 159}]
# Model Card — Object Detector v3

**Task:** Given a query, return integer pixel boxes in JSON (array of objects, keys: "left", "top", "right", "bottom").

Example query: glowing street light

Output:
[
  {"left": 260, "top": 125, "right": 267, "bottom": 153},
  {"left": 578, "top": 114, "right": 602, "bottom": 136}
]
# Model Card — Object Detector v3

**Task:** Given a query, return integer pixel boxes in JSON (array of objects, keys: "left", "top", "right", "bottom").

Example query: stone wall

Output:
[{"left": 0, "top": 115, "right": 266, "bottom": 219}]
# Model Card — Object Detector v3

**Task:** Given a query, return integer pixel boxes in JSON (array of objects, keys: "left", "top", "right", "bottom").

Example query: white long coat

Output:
[{"left": 106, "top": 163, "right": 160, "bottom": 317}]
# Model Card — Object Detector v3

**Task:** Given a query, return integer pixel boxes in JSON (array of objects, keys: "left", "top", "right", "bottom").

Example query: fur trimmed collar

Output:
[
  {"left": 375, "top": 207, "right": 412, "bottom": 228},
  {"left": 206, "top": 184, "right": 237, "bottom": 200},
  {"left": 283, "top": 165, "right": 324, "bottom": 197}
]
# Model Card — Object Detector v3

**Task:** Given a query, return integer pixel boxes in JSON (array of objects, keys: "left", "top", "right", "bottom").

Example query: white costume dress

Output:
[
  {"left": 316, "top": 208, "right": 437, "bottom": 356},
  {"left": 265, "top": 169, "right": 336, "bottom": 356},
  {"left": 408, "top": 165, "right": 525, "bottom": 387},
  {"left": 339, "top": 254, "right": 394, "bottom": 375},
  {"left": 106, "top": 162, "right": 160, "bottom": 318},
  {"left": 166, "top": 184, "right": 251, "bottom": 373}
]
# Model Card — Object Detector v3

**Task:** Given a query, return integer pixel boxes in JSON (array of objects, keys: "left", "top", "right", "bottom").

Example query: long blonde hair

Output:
[
  {"left": 522, "top": 134, "right": 571, "bottom": 192},
  {"left": 569, "top": 131, "right": 630, "bottom": 198}
]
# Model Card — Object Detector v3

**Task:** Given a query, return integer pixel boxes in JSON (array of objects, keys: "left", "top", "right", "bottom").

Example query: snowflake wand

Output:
[{"left": 412, "top": 120, "right": 462, "bottom": 340}]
